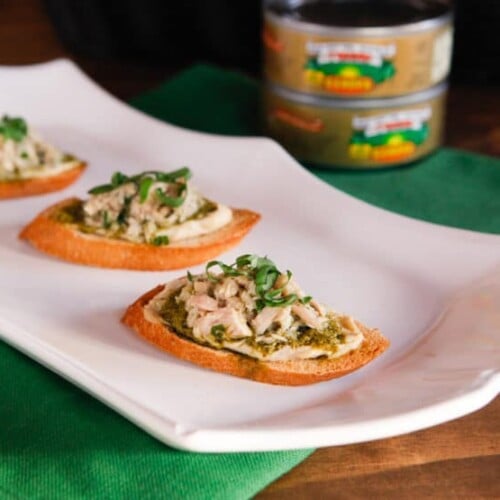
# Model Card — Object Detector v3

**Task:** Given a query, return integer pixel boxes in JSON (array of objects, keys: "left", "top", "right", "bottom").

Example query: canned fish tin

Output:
[
  {"left": 264, "top": 82, "right": 447, "bottom": 169},
  {"left": 264, "top": 0, "right": 453, "bottom": 99}
]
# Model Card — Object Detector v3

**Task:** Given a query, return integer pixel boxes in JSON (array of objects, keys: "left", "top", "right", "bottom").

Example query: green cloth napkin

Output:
[{"left": 1, "top": 65, "right": 499, "bottom": 500}]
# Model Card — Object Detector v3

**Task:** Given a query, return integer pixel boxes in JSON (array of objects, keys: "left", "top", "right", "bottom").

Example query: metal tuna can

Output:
[
  {"left": 264, "top": 82, "right": 447, "bottom": 169},
  {"left": 263, "top": 0, "right": 453, "bottom": 99}
]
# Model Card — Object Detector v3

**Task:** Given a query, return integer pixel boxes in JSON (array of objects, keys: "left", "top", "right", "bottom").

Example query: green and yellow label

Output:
[
  {"left": 349, "top": 108, "right": 431, "bottom": 163},
  {"left": 304, "top": 42, "right": 396, "bottom": 95}
]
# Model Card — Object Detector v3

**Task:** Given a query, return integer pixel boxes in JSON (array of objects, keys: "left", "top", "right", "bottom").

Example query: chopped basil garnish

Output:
[
  {"left": 102, "top": 210, "right": 112, "bottom": 229},
  {"left": 111, "top": 171, "right": 129, "bottom": 187},
  {"left": 87, "top": 168, "right": 192, "bottom": 202},
  {"left": 203, "top": 254, "right": 313, "bottom": 310},
  {"left": 117, "top": 196, "right": 132, "bottom": 225},
  {"left": 88, "top": 183, "right": 115, "bottom": 195},
  {"left": 138, "top": 176, "right": 154, "bottom": 202},
  {"left": 84, "top": 167, "right": 198, "bottom": 237},
  {"left": 0, "top": 115, "right": 28, "bottom": 142},
  {"left": 154, "top": 167, "right": 192, "bottom": 183},
  {"left": 88, "top": 171, "right": 131, "bottom": 195},
  {"left": 206, "top": 260, "right": 244, "bottom": 282},
  {"left": 155, "top": 183, "right": 187, "bottom": 207},
  {"left": 151, "top": 235, "right": 169, "bottom": 246}
]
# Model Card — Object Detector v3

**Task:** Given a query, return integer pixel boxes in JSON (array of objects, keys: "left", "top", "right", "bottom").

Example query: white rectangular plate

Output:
[{"left": 0, "top": 60, "right": 499, "bottom": 452}]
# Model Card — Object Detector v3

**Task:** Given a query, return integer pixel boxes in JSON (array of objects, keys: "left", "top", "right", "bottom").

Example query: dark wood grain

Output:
[
  {"left": 258, "top": 398, "right": 500, "bottom": 499},
  {"left": 1, "top": 1, "right": 499, "bottom": 498}
]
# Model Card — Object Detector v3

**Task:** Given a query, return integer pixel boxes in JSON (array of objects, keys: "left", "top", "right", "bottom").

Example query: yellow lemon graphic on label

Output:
[
  {"left": 349, "top": 143, "right": 372, "bottom": 159},
  {"left": 339, "top": 66, "right": 361, "bottom": 79},
  {"left": 387, "top": 134, "right": 405, "bottom": 146}
]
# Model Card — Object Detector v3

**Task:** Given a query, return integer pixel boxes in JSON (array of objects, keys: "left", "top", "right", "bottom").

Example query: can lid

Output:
[
  {"left": 266, "top": 81, "right": 448, "bottom": 109},
  {"left": 265, "top": 0, "right": 453, "bottom": 37}
]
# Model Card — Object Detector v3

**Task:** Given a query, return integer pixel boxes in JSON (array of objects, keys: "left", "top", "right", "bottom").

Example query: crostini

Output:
[
  {"left": 0, "top": 115, "right": 85, "bottom": 199},
  {"left": 122, "top": 254, "right": 389, "bottom": 385},
  {"left": 20, "top": 168, "right": 260, "bottom": 270}
]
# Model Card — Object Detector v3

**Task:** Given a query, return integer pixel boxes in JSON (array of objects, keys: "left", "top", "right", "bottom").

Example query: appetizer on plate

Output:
[
  {"left": 20, "top": 168, "right": 260, "bottom": 270},
  {"left": 122, "top": 254, "right": 389, "bottom": 385},
  {"left": 0, "top": 115, "right": 85, "bottom": 199}
]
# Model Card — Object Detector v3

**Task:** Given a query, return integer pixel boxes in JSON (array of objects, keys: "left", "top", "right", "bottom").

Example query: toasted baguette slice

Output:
[
  {"left": 19, "top": 198, "right": 261, "bottom": 270},
  {"left": 122, "top": 285, "right": 390, "bottom": 386},
  {"left": 0, "top": 164, "right": 86, "bottom": 200}
]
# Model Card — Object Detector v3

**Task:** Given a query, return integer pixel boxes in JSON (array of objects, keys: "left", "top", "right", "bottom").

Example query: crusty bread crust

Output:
[
  {"left": 0, "top": 164, "right": 86, "bottom": 200},
  {"left": 122, "top": 285, "right": 390, "bottom": 386},
  {"left": 19, "top": 198, "right": 261, "bottom": 270}
]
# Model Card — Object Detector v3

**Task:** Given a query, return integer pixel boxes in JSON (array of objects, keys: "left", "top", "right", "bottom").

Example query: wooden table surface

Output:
[{"left": 2, "top": 1, "right": 499, "bottom": 498}]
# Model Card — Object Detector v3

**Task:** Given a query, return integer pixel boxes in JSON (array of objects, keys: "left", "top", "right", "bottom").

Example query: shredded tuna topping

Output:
[
  {"left": 81, "top": 168, "right": 232, "bottom": 244},
  {"left": 0, "top": 115, "right": 78, "bottom": 180},
  {"left": 147, "top": 254, "right": 364, "bottom": 361}
]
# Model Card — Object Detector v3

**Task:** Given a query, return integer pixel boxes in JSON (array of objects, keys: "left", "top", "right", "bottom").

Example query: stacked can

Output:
[{"left": 262, "top": 0, "right": 453, "bottom": 169}]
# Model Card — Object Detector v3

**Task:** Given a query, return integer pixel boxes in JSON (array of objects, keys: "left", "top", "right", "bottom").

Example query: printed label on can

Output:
[
  {"left": 349, "top": 108, "right": 432, "bottom": 162},
  {"left": 264, "top": 85, "right": 445, "bottom": 168},
  {"left": 264, "top": 14, "right": 453, "bottom": 99},
  {"left": 305, "top": 42, "right": 397, "bottom": 95},
  {"left": 271, "top": 107, "right": 324, "bottom": 132}
]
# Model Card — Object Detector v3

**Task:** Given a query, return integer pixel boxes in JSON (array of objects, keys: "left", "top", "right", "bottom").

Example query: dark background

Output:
[
  {"left": 0, "top": 0, "right": 498, "bottom": 156},
  {"left": 42, "top": 0, "right": 500, "bottom": 84}
]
